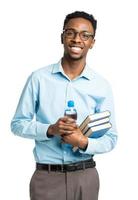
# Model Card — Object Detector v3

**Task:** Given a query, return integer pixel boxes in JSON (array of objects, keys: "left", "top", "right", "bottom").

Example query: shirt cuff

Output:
[
  {"left": 37, "top": 123, "right": 52, "bottom": 141},
  {"left": 79, "top": 138, "right": 96, "bottom": 155}
]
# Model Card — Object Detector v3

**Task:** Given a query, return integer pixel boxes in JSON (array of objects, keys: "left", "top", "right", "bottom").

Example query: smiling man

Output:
[
  {"left": 11, "top": 11, "right": 117, "bottom": 200},
  {"left": 62, "top": 18, "right": 95, "bottom": 60}
]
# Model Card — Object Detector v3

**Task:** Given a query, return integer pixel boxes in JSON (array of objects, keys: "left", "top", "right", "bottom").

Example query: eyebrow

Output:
[{"left": 64, "top": 28, "right": 92, "bottom": 33}]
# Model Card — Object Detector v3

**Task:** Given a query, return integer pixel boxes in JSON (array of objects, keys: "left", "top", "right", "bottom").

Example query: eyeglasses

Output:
[{"left": 63, "top": 29, "right": 94, "bottom": 41}]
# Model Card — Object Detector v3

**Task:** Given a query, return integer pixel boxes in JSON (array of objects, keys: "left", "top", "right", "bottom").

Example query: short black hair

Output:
[{"left": 63, "top": 11, "right": 97, "bottom": 37}]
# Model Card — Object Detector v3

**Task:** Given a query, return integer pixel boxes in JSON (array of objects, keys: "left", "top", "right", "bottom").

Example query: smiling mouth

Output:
[{"left": 69, "top": 46, "right": 83, "bottom": 53}]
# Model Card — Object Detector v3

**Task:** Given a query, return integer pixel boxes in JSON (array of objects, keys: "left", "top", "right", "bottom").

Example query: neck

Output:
[{"left": 61, "top": 56, "right": 86, "bottom": 80}]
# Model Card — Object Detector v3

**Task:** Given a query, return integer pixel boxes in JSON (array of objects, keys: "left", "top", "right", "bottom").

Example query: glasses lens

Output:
[
  {"left": 80, "top": 32, "right": 91, "bottom": 41},
  {"left": 64, "top": 30, "right": 75, "bottom": 39}
]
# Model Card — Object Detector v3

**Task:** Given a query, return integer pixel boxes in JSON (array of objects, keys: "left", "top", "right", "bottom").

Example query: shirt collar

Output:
[
  {"left": 80, "top": 64, "right": 93, "bottom": 80},
  {"left": 52, "top": 60, "right": 65, "bottom": 74},
  {"left": 52, "top": 59, "right": 93, "bottom": 80}
]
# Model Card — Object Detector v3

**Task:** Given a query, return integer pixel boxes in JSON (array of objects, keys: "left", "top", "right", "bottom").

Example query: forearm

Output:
[
  {"left": 11, "top": 119, "right": 52, "bottom": 141},
  {"left": 80, "top": 130, "right": 117, "bottom": 154}
]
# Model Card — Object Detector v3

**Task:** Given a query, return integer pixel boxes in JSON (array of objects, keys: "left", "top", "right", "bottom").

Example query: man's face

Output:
[{"left": 62, "top": 17, "right": 95, "bottom": 61}]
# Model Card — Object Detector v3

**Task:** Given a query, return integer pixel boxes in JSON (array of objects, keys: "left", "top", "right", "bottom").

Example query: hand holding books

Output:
[{"left": 72, "top": 111, "right": 112, "bottom": 152}]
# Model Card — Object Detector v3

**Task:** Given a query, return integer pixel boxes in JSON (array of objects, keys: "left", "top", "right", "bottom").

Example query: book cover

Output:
[
  {"left": 84, "top": 122, "right": 112, "bottom": 138},
  {"left": 79, "top": 110, "right": 111, "bottom": 131}
]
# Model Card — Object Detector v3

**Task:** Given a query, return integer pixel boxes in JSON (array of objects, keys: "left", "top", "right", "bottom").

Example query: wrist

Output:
[
  {"left": 78, "top": 135, "right": 88, "bottom": 150},
  {"left": 47, "top": 125, "right": 54, "bottom": 138}
]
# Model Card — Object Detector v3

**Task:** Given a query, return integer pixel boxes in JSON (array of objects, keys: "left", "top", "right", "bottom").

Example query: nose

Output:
[{"left": 73, "top": 32, "right": 81, "bottom": 42}]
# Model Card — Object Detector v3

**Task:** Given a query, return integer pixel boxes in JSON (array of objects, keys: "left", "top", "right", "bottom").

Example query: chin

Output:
[{"left": 68, "top": 54, "right": 83, "bottom": 61}]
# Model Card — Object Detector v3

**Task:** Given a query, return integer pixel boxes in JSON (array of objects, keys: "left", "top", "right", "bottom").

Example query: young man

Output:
[{"left": 11, "top": 11, "right": 117, "bottom": 200}]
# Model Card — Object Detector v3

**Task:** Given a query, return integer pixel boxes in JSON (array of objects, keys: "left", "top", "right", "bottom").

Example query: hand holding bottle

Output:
[
  {"left": 62, "top": 100, "right": 88, "bottom": 149},
  {"left": 47, "top": 116, "right": 77, "bottom": 137},
  {"left": 47, "top": 100, "right": 77, "bottom": 137}
]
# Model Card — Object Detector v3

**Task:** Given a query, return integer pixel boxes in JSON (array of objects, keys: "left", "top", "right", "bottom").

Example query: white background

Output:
[{"left": 0, "top": 0, "right": 138, "bottom": 199}]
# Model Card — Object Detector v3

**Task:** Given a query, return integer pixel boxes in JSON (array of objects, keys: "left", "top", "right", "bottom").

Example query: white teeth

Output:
[
  {"left": 71, "top": 47, "right": 81, "bottom": 50},
  {"left": 70, "top": 47, "right": 82, "bottom": 53}
]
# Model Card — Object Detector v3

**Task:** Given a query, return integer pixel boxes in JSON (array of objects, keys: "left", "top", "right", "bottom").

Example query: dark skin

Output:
[{"left": 48, "top": 17, "right": 95, "bottom": 149}]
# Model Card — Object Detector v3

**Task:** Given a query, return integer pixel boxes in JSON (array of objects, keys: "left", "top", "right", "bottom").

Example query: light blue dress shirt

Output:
[{"left": 11, "top": 60, "right": 117, "bottom": 164}]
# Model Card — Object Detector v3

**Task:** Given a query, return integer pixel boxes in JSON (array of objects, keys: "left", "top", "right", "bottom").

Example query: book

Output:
[
  {"left": 82, "top": 117, "right": 110, "bottom": 134},
  {"left": 72, "top": 110, "right": 111, "bottom": 152},
  {"left": 84, "top": 122, "right": 112, "bottom": 138},
  {"left": 79, "top": 110, "right": 111, "bottom": 131},
  {"left": 72, "top": 122, "right": 112, "bottom": 152}
]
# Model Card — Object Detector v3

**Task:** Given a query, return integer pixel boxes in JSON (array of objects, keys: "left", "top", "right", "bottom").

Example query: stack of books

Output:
[{"left": 73, "top": 110, "right": 112, "bottom": 152}]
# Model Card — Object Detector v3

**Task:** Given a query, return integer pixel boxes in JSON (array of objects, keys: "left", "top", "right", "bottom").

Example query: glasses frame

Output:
[{"left": 63, "top": 28, "right": 94, "bottom": 41}]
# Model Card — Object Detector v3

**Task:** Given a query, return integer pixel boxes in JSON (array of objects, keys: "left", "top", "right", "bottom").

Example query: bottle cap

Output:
[{"left": 67, "top": 100, "right": 74, "bottom": 107}]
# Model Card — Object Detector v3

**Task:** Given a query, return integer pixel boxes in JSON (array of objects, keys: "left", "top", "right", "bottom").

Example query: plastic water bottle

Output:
[{"left": 64, "top": 100, "right": 77, "bottom": 120}]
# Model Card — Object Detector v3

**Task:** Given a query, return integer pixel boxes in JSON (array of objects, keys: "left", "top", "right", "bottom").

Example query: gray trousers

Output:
[{"left": 30, "top": 167, "right": 99, "bottom": 200}]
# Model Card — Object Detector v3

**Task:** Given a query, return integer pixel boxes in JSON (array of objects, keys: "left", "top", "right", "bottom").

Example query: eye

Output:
[
  {"left": 81, "top": 32, "right": 90, "bottom": 40},
  {"left": 65, "top": 30, "right": 74, "bottom": 37}
]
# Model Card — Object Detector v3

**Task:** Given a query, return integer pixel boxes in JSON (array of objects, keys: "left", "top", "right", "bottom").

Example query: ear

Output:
[
  {"left": 61, "top": 33, "right": 63, "bottom": 44},
  {"left": 90, "top": 39, "right": 95, "bottom": 49}
]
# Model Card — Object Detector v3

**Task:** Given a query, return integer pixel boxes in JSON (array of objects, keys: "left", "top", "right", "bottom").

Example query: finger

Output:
[
  {"left": 59, "top": 123, "right": 77, "bottom": 130},
  {"left": 61, "top": 116, "right": 76, "bottom": 123},
  {"left": 60, "top": 129, "right": 73, "bottom": 135},
  {"left": 59, "top": 120, "right": 77, "bottom": 129}
]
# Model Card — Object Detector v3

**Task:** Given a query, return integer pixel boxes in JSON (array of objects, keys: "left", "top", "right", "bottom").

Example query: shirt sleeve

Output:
[
  {"left": 10, "top": 72, "right": 51, "bottom": 141},
  {"left": 79, "top": 82, "right": 118, "bottom": 155}
]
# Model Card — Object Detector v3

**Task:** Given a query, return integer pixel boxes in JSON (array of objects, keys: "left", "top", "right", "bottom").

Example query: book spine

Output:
[
  {"left": 82, "top": 117, "right": 110, "bottom": 134},
  {"left": 79, "top": 111, "right": 110, "bottom": 131}
]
